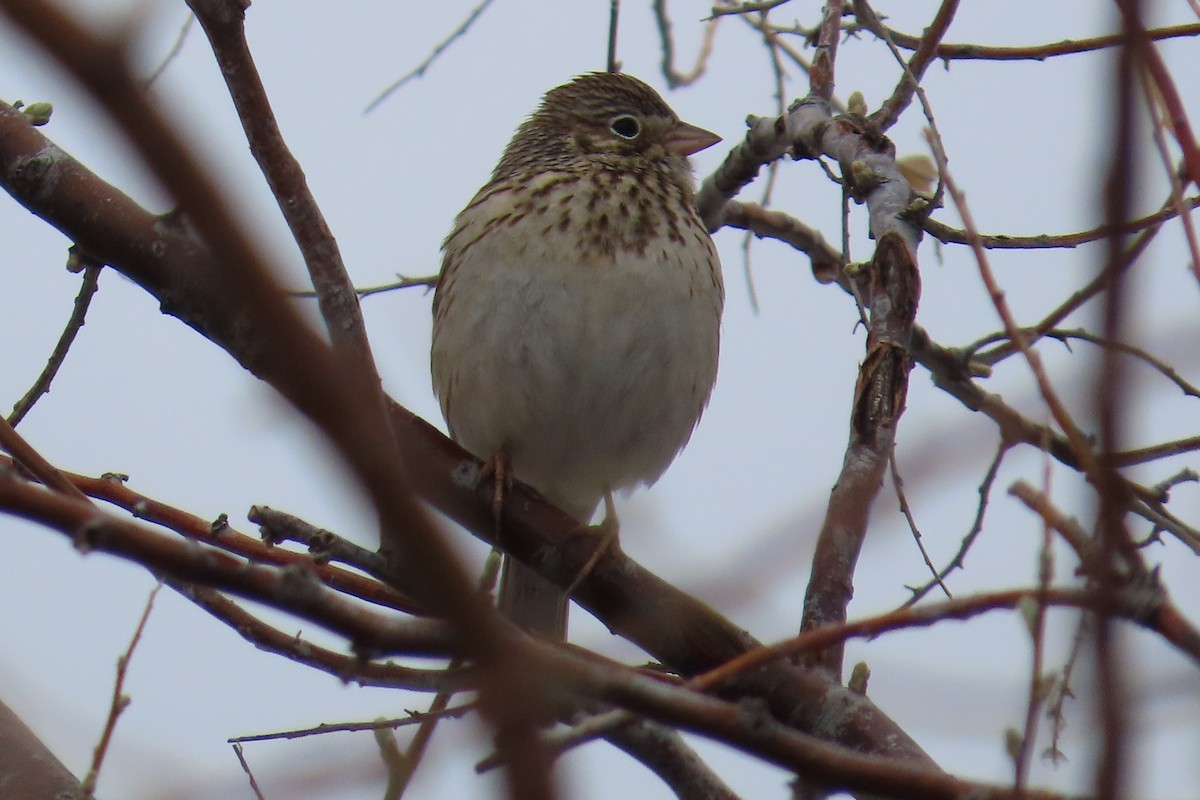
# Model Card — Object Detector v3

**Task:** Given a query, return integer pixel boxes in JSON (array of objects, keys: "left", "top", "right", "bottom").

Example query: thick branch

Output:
[
  {"left": 0, "top": 698, "right": 88, "bottom": 800},
  {"left": 801, "top": 233, "right": 920, "bottom": 674},
  {"left": 187, "top": 0, "right": 381, "bottom": 382}
]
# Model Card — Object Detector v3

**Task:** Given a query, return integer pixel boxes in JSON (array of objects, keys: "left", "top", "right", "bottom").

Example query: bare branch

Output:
[
  {"left": 653, "top": 0, "right": 720, "bottom": 87},
  {"left": 932, "top": 135, "right": 1099, "bottom": 480},
  {"left": 177, "top": 583, "right": 463, "bottom": 691},
  {"left": 925, "top": 194, "right": 1200, "bottom": 250},
  {"left": 231, "top": 743, "right": 266, "bottom": 800},
  {"left": 801, "top": 232, "right": 920, "bottom": 673},
  {"left": 862, "top": 0, "right": 961, "bottom": 131},
  {"left": 81, "top": 583, "right": 162, "bottom": 796},
  {"left": 230, "top": 704, "right": 474, "bottom": 743},
  {"left": 850, "top": 21, "right": 1200, "bottom": 62},
  {"left": 141, "top": 11, "right": 194, "bottom": 87},
  {"left": 890, "top": 451, "right": 951, "bottom": 599},
  {"left": 363, "top": 0, "right": 496, "bottom": 113},
  {"left": 902, "top": 441, "right": 1008, "bottom": 606},
  {"left": 607, "top": 0, "right": 620, "bottom": 72},
  {"left": 0, "top": 417, "right": 88, "bottom": 501},
  {"left": 189, "top": 1, "right": 384, "bottom": 394},
  {"left": 7, "top": 261, "right": 100, "bottom": 427},
  {"left": 0, "top": 698, "right": 89, "bottom": 799}
]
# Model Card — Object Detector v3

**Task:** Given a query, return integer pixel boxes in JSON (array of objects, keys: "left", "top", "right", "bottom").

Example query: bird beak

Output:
[{"left": 665, "top": 121, "right": 721, "bottom": 156}]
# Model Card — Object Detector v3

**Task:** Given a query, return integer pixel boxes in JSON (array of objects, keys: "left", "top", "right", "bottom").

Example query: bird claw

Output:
[
  {"left": 565, "top": 490, "right": 620, "bottom": 596},
  {"left": 477, "top": 454, "right": 513, "bottom": 537}
]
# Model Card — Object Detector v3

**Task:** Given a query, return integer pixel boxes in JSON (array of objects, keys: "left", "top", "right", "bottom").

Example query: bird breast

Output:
[{"left": 432, "top": 170, "right": 723, "bottom": 521}]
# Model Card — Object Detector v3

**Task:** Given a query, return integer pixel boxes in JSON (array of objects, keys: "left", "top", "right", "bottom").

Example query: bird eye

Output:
[{"left": 609, "top": 115, "right": 641, "bottom": 139}]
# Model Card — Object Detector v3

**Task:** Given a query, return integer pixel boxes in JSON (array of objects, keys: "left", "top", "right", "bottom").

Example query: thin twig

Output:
[
  {"left": 652, "top": 0, "right": 720, "bottom": 87},
  {"left": 1044, "top": 615, "right": 1087, "bottom": 764},
  {"left": 740, "top": 11, "right": 819, "bottom": 86},
  {"left": 538, "top": 585, "right": 1130, "bottom": 766},
  {"left": 1118, "top": 5, "right": 1200, "bottom": 192},
  {"left": 890, "top": 451, "right": 951, "bottom": 599},
  {"left": 1141, "top": 66, "right": 1200, "bottom": 285},
  {"left": 721, "top": 201, "right": 844, "bottom": 282},
  {"left": 602, "top": 717, "right": 743, "bottom": 800},
  {"left": 1013, "top": 456, "right": 1055, "bottom": 794},
  {"left": 1113, "top": 437, "right": 1200, "bottom": 468},
  {"left": 3, "top": 456, "right": 421, "bottom": 612},
  {"left": 231, "top": 705, "right": 474, "bottom": 744},
  {"left": 377, "top": 724, "right": 405, "bottom": 800},
  {"left": 8, "top": 262, "right": 100, "bottom": 427},
  {"left": 711, "top": 0, "right": 789, "bottom": 17},
  {"left": 973, "top": 207, "right": 1170, "bottom": 365},
  {"left": 81, "top": 582, "right": 162, "bottom": 796},
  {"left": 973, "top": 327, "right": 1200, "bottom": 398},
  {"left": 903, "top": 441, "right": 1008, "bottom": 606},
  {"left": 391, "top": 557, "right": 502, "bottom": 794},
  {"left": 924, "top": 194, "right": 1200, "bottom": 250},
  {"left": 1150, "top": 467, "right": 1199, "bottom": 496},
  {"left": 232, "top": 743, "right": 267, "bottom": 800},
  {"left": 808, "top": 0, "right": 845, "bottom": 99},
  {"left": 865, "top": 0, "right": 962, "bottom": 133},
  {"left": 291, "top": 273, "right": 438, "bottom": 300},
  {"left": 364, "top": 0, "right": 497, "bottom": 113},
  {"left": 738, "top": 3, "right": 788, "bottom": 312},
  {"left": 191, "top": 4, "right": 384, "bottom": 390},
  {"left": 607, "top": 0, "right": 620, "bottom": 72},
  {"left": 853, "top": 18, "right": 1200, "bottom": 62},
  {"left": 250, "top": 505, "right": 402, "bottom": 591},
  {"left": 177, "top": 582, "right": 461, "bottom": 691},
  {"left": 931, "top": 132, "right": 1099, "bottom": 481},
  {"left": 1130, "top": 497, "right": 1200, "bottom": 555},
  {"left": 141, "top": 12, "right": 194, "bottom": 87}
]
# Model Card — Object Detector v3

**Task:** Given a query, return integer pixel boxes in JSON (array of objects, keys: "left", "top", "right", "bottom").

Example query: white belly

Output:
[{"left": 432, "top": 219, "right": 722, "bottom": 522}]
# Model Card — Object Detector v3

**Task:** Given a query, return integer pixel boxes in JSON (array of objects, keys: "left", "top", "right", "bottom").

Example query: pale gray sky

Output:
[{"left": 1, "top": 2, "right": 1198, "bottom": 798}]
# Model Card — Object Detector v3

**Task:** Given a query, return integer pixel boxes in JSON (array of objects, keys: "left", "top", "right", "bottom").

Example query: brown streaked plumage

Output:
[{"left": 431, "top": 72, "right": 723, "bottom": 638}]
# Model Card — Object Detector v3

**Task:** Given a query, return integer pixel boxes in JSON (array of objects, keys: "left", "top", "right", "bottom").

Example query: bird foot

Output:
[
  {"left": 564, "top": 491, "right": 620, "bottom": 596},
  {"left": 477, "top": 454, "right": 513, "bottom": 538}
]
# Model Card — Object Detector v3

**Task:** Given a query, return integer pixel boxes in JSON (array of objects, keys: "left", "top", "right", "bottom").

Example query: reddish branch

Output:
[
  {"left": 0, "top": 454, "right": 1093, "bottom": 799},
  {"left": 0, "top": 454, "right": 421, "bottom": 613},
  {"left": 1003, "top": 482, "right": 1200, "bottom": 667},
  {"left": 532, "top": 643, "right": 1083, "bottom": 800},
  {"left": 0, "top": 416, "right": 87, "bottom": 502},
  {"left": 82, "top": 583, "right": 161, "bottom": 796},
  {"left": 0, "top": 474, "right": 459, "bottom": 657},
  {"left": 699, "top": 585, "right": 1197, "bottom": 687},
  {"left": 937, "top": 153, "right": 1100, "bottom": 482}
]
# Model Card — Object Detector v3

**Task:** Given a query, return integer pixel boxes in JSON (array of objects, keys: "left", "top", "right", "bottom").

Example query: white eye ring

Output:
[{"left": 609, "top": 115, "right": 641, "bottom": 139}]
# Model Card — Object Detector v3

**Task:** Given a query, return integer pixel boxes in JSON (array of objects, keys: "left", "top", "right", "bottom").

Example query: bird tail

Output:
[{"left": 498, "top": 557, "right": 568, "bottom": 640}]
